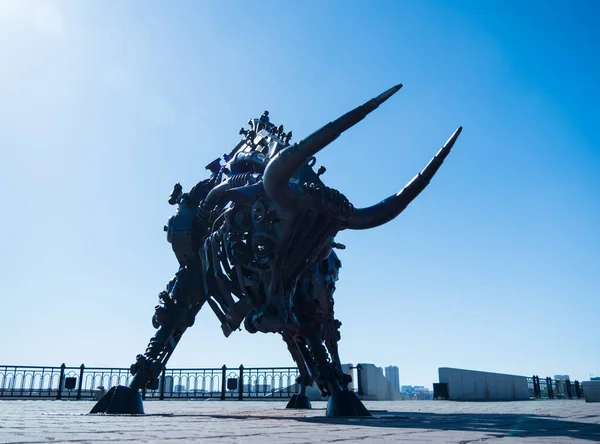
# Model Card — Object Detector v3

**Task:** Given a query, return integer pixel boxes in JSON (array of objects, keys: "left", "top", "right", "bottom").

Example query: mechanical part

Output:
[
  {"left": 168, "top": 183, "right": 183, "bottom": 205},
  {"left": 205, "top": 158, "right": 222, "bottom": 174},
  {"left": 165, "top": 206, "right": 196, "bottom": 264}
]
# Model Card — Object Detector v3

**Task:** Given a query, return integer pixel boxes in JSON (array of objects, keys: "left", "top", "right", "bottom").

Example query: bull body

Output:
[{"left": 91, "top": 84, "right": 462, "bottom": 416}]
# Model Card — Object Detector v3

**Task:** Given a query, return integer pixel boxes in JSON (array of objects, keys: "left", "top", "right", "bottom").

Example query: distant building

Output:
[
  {"left": 400, "top": 385, "right": 433, "bottom": 400},
  {"left": 162, "top": 376, "right": 174, "bottom": 393},
  {"left": 553, "top": 375, "right": 572, "bottom": 398},
  {"left": 384, "top": 366, "right": 400, "bottom": 392},
  {"left": 243, "top": 383, "right": 271, "bottom": 393}
]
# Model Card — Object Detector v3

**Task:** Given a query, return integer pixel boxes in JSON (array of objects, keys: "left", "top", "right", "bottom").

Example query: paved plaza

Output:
[{"left": 1, "top": 399, "right": 599, "bottom": 443}]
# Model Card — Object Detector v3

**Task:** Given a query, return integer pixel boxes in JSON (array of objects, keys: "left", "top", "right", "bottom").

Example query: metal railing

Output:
[
  {"left": 0, "top": 363, "right": 365, "bottom": 401},
  {"left": 0, "top": 364, "right": 310, "bottom": 400},
  {"left": 0, "top": 364, "right": 140, "bottom": 400},
  {"left": 1, "top": 366, "right": 582, "bottom": 402},
  {"left": 143, "top": 365, "right": 304, "bottom": 400}
]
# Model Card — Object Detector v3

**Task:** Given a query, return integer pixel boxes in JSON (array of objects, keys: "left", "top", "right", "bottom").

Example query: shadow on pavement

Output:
[{"left": 195, "top": 411, "right": 600, "bottom": 442}]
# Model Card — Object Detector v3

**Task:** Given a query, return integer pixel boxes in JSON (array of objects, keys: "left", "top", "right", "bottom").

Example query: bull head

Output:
[{"left": 263, "top": 84, "right": 462, "bottom": 230}]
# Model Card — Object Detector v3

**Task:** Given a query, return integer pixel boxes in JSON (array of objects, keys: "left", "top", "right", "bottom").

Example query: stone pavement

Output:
[{"left": 0, "top": 399, "right": 599, "bottom": 443}]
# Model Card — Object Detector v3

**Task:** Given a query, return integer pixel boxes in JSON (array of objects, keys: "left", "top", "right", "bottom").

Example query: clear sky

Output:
[{"left": 1, "top": 0, "right": 598, "bottom": 388}]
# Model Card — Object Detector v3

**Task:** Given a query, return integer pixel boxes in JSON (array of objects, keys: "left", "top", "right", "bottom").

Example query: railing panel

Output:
[
  {"left": 145, "top": 367, "right": 223, "bottom": 399},
  {"left": 79, "top": 367, "right": 133, "bottom": 400},
  {"left": 240, "top": 367, "right": 299, "bottom": 398},
  {"left": 0, "top": 366, "right": 63, "bottom": 398}
]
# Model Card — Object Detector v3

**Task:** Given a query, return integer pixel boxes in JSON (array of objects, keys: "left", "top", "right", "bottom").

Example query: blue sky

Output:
[{"left": 0, "top": 0, "right": 598, "bottom": 387}]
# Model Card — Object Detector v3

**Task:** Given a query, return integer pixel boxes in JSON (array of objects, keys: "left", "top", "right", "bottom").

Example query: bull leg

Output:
[
  {"left": 91, "top": 262, "right": 206, "bottom": 414},
  {"left": 323, "top": 307, "right": 353, "bottom": 391},
  {"left": 304, "top": 330, "right": 338, "bottom": 394},
  {"left": 281, "top": 332, "right": 313, "bottom": 409},
  {"left": 305, "top": 329, "right": 370, "bottom": 417}
]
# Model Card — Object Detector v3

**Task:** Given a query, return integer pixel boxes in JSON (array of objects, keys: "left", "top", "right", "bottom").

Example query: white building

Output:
[{"left": 384, "top": 366, "right": 400, "bottom": 392}]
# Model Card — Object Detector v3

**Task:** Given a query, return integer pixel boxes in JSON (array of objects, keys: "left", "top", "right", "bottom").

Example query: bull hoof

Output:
[
  {"left": 285, "top": 394, "right": 312, "bottom": 409},
  {"left": 90, "top": 386, "right": 144, "bottom": 414},
  {"left": 326, "top": 390, "right": 371, "bottom": 417}
]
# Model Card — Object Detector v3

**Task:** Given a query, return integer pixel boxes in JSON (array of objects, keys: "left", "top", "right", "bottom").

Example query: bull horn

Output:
[
  {"left": 346, "top": 126, "right": 462, "bottom": 230},
  {"left": 263, "top": 84, "right": 403, "bottom": 209}
]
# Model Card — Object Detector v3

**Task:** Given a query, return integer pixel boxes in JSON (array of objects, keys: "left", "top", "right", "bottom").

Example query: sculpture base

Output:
[
  {"left": 285, "top": 394, "right": 312, "bottom": 409},
  {"left": 90, "top": 386, "right": 144, "bottom": 415},
  {"left": 326, "top": 390, "right": 371, "bottom": 417}
]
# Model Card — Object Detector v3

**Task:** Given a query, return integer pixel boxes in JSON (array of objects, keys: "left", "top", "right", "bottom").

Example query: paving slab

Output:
[{"left": 0, "top": 399, "right": 599, "bottom": 443}]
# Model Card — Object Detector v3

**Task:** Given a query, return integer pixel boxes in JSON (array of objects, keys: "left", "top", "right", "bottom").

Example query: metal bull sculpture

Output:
[{"left": 91, "top": 84, "right": 462, "bottom": 416}]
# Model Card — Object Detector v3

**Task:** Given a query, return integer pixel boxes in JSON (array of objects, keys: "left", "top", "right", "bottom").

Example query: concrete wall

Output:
[
  {"left": 438, "top": 367, "right": 529, "bottom": 401},
  {"left": 358, "top": 363, "right": 403, "bottom": 401},
  {"left": 583, "top": 381, "right": 600, "bottom": 402}
]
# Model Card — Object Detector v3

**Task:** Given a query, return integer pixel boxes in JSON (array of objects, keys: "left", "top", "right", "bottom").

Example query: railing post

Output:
[
  {"left": 238, "top": 365, "right": 244, "bottom": 401},
  {"left": 9, "top": 366, "right": 17, "bottom": 396},
  {"left": 356, "top": 365, "right": 364, "bottom": 396},
  {"left": 546, "top": 377, "right": 554, "bottom": 399},
  {"left": 57, "top": 364, "right": 66, "bottom": 400},
  {"left": 76, "top": 364, "right": 85, "bottom": 400},
  {"left": 221, "top": 365, "right": 227, "bottom": 400},
  {"left": 533, "top": 375, "right": 541, "bottom": 398},
  {"left": 566, "top": 379, "right": 572, "bottom": 399},
  {"left": 160, "top": 368, "right": 166, "bottom": 400}
]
